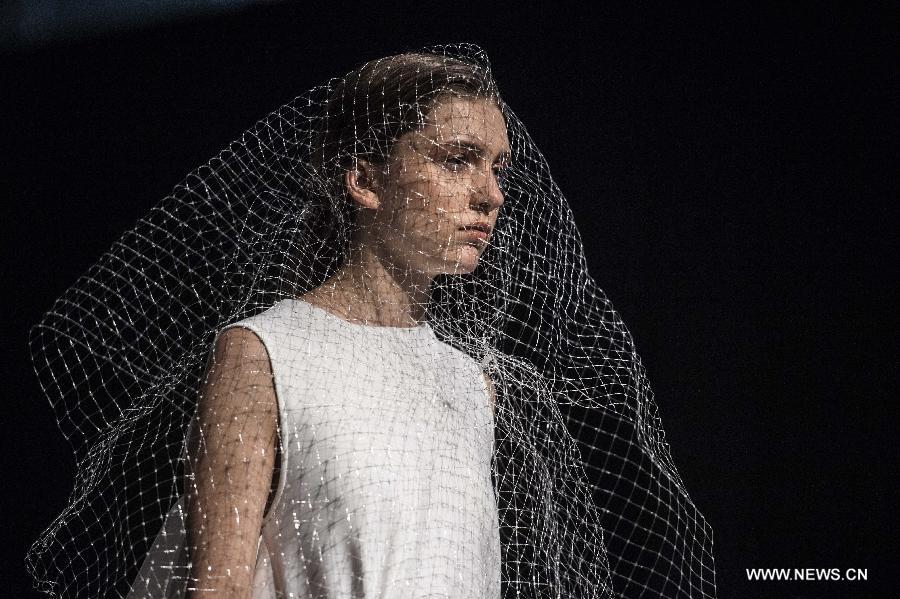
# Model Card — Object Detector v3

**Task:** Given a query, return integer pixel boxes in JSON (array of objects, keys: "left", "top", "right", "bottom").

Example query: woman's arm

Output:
[{"left": 184, "top": 327, "right": 278, "bottom": 598}]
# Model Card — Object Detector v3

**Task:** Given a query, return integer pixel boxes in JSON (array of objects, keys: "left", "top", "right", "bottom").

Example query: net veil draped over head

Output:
[{"left": 27, "top": 44, "right": 716, "bottom": 598}]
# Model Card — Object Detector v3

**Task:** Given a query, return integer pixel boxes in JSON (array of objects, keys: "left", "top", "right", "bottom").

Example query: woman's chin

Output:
[
  {"left": 437, "top": 245, "right": 481, "bottom": 276},
  {"left": 456, "top": 246, "right": 483, "bottom": 273}
]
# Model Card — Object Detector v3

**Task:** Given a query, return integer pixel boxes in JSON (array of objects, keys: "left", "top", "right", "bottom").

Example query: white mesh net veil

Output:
[{"left": 26, "top": 43, "right": 716, "bottom": 598}]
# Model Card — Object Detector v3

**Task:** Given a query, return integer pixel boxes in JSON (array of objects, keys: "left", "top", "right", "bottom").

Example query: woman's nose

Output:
[{"left": 472, "top": 168, "right": 505, "bottom": 212}]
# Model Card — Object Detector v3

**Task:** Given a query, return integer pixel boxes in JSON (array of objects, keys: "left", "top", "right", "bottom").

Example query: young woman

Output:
[
  {"left": 27, "top": 45, "right": 716, "bottom": 599},
  {"left": 179, "top": 57, "right": 508, "bottom": 598}
]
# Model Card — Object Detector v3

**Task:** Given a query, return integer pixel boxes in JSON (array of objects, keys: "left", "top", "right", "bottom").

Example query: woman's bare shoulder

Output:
[
  {"left": 200, "top": 327, "right": 277, "bottom": 413},
  {"left": 213, "top": 326, "right": 272, "bottom": 368}
]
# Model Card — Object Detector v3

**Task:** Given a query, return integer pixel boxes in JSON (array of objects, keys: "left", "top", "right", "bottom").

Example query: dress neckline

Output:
[{"left": 289, "top": 298, "right": 434, "bottom": 337}]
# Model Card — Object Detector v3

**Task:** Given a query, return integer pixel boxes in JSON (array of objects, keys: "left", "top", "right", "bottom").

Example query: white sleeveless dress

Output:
[{"left": 128, "top": 298, "right": 501, "bottom": 599}]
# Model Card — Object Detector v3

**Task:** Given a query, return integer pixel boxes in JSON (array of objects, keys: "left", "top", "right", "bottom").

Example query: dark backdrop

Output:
[{"left": 2, "top": 3, "right": 894, "bottom": 598}]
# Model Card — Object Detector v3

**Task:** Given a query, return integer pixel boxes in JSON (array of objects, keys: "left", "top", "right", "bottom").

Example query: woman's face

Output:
[{"left": 362, "top": 95, "right": 510, "bottom": 276}]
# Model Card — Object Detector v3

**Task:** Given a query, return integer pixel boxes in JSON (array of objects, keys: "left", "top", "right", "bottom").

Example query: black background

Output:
[{"left": 2, "top": 3, "right": 895, "bottom": 598}]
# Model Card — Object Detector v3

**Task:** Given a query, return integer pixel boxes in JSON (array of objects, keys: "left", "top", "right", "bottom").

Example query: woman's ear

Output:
[{"left": 344, "top": 160, "right": 381, "bottom": 210}]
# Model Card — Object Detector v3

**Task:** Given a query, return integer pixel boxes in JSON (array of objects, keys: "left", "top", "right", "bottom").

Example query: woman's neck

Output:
[{"left": 302, "top": 240, "right": 433, "bottom": 327}]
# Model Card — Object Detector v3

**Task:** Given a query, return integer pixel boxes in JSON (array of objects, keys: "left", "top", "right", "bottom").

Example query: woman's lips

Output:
[
  {"left": 461, "top": 228, "right": 489, "bottom": 241},
  {"left": 460, "top": 222, "right": 492, "bottom": 244}
]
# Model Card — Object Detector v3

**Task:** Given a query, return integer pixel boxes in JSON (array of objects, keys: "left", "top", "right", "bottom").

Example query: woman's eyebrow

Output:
[{"left": 439, "top": 136, "right": 511, "bottom": 162}]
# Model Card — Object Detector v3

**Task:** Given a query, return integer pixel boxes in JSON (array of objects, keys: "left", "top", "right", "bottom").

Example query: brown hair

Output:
[{"left": 312, "top": 51, "right": 500, "bottom": 209}]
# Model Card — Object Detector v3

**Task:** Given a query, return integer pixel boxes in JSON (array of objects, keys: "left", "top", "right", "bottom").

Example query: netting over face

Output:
[{"left": 26, "top": 43, "right": 716, "bottom": 598}]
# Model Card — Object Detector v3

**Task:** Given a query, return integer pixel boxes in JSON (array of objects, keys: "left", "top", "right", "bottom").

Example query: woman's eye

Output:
[{"left": 444, "top": 154, "right": 469, "bottom": 169}]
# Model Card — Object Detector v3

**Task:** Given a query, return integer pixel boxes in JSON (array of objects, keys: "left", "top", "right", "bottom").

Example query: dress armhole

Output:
[
  {"left": 480, "top": 371, "right": 494, "bottom": 407},
  {"left": 215, "top": 323, "right": 289, "bottom": 525},
  {"left": 479, "top": 352, "right": 497, "bottom": 419}
]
